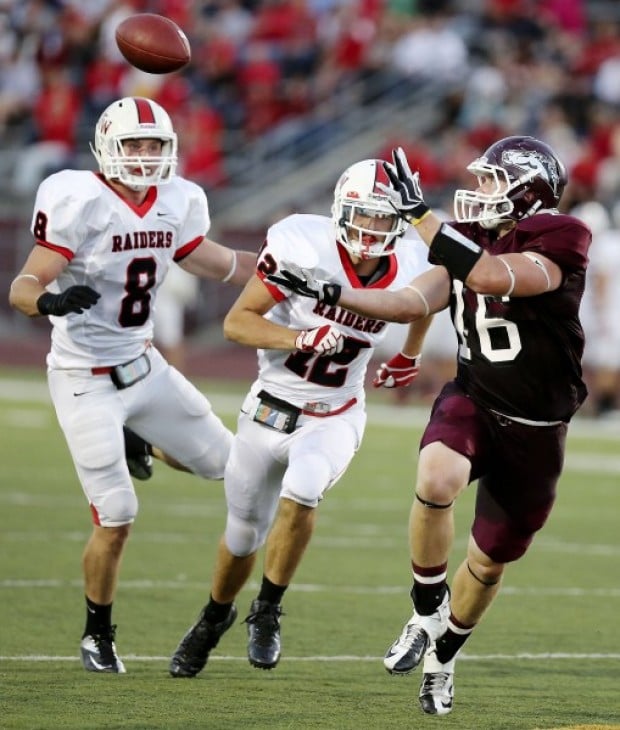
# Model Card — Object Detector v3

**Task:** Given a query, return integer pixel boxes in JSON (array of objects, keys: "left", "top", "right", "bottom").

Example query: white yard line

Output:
[
  {"left": 2, "top": 578, "right": 620, "bottom": 596},
  {"left": 2, "top": 652, "right": 619, "bottom": 663}
]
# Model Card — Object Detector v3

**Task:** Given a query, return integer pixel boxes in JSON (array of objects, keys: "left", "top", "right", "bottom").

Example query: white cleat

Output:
[
  {"left": 418, "top": 648, "right": 455, "bottom": 715},
  {"left": 383, "top": 590, "right": 450, "bottom": 675},
  {"left": 80, "top": 626, "right": 126, "bottom": 673}
]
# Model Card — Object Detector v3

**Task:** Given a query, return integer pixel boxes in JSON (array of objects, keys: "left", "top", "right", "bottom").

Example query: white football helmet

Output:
[
  {"left": 332, "top": 159, "right": 408, "bottom": 259},
  {"left": 90, "top": 97, "right": 178, "bottom": 190}
]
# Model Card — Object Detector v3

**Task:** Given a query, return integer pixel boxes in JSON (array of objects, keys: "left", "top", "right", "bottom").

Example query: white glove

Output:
[{"left": 295, "top": 325, "right": 344, "bottom": 356}]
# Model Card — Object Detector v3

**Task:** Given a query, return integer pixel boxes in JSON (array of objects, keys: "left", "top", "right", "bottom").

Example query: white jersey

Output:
[
  {"left": 31, "top": 170, "right": 209, "bottom": 368},
  {"left": 255, "top": 213, "right": 432, "bottom": 410},
  {"left": 580, "top": 226, "right": 620, "bottom": 367}
]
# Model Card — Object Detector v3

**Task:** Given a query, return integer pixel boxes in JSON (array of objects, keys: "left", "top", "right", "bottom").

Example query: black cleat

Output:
[
  {"left": 244, "top": 599, "right": 283, "bottom": 670},
  {"left": 123, "top": 426, "right": 153, "bottom": 481},
  {"left": 169, "top": 604, "right": 237, "bottom": 678}
]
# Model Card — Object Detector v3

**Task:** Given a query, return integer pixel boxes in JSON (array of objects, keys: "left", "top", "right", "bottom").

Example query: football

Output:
[{"left": 115, "top": 14, "right": 191, "bottom": 74}]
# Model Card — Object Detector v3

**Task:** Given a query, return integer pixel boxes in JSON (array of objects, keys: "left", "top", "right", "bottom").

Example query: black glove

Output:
[
  {"left": 379, "top": 147, "right": 430, "bottom": 225},
  {"left": 268, "top": 262, "right": 342, "bottom": 306},
  {"left": 37, "top": 286, "right": 101, "bottom": 316}
]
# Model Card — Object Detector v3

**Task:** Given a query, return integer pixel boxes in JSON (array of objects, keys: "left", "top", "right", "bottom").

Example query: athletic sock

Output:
[
  {"left": 257, "top": 575, "right": 287, "bottom": 605},
  {"left": 83, "top": 596, "right": 113, "bottom": 638},
  {"left": 435, "top": 615, "right": 475, "bottom": 663},
  {"left": 203, "top": 595, "right": 234, "bottom": 624},
  {"left": 411, "top": 562, "right": 448, "bottom": 615}
]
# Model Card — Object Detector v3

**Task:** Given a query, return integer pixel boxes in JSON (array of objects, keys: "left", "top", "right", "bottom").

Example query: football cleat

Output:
[
  {"left": 123, "top": 426, "right": 153, "bottom": 481},
  {"left": 244, "top": 599, "right": 283, "bottom": 670},
  {"left": 80, "top": 625, "right": 126, "bottom": 673},
  {"left": 418, "top": 648, "right": 455, "bottom": 715},
  {"left": 169, "top": 604, "right": 237, "bottom": 678},
  {"left": 383, "top": 590, "right": 450, "bottom": 675}
]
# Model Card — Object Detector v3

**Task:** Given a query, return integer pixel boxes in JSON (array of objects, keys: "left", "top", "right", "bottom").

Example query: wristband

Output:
[
  {"left": 429, "top": 223, "right": 483, "bottom": 281},
  {"left": 402, "top": 352, "right": 421, "bottom": 366},
  {"left": 13, "top": 273, "right": 41, "bottom": 284},
  {"left": 322, "top": 283, "right": 342, "bottom": 306},
  {"left": 406, "top": 207, "right": 431, "bottom": 226},
  {"left": 221, "top": 250, "right": 237, "bottom": 283}
]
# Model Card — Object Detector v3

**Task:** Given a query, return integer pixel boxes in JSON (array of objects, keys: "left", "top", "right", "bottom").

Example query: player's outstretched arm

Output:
[{"left": 268, "top": 263, "right": 450, "bottom": 324}]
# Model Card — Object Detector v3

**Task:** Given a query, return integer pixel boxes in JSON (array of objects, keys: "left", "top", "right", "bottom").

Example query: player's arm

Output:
[
  {"left": 339, "top": 266, "right": 449, "bottom": 322},
  {"left": 373, "top": 315, "right": 434, "bottom": 389},
  {"left": 268, "top": 263, "right": 450, "bottom": 323},
  {"left": 415, "top": 215, "right": 563, "bottom": 297},
  {"left": 400, "top": 314, "right": 434, "bottom": 356},
  {"left": 224, "top": 275, "right": 344, "bottom": 356},
  {"left": 224, "top": 274, "right": 296, "bottom": 349},
  {"left": 382, "top": 147, "right": 563, "bottom": 297},
  {"left": 180, "top": 237, "right": 257, "bottom": 286},
  {"left": 9, "top": 246, "right": 100, "bottom": 317}
]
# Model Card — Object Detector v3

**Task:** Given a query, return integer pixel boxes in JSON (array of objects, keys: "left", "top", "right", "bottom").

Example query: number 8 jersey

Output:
[
  {"left": 31, "top": 169, "right": 209, "bottom": 369},
  {"left": 257, "top": 213, "right": 432, "bottom": 411}
]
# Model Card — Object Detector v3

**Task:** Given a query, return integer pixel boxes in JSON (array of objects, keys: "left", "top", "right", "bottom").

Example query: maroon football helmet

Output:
[{"left": 453, "top": 136, "right": 567, "bottom": 229}]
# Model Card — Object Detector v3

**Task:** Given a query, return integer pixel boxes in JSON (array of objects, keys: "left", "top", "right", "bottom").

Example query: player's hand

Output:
[
  {"left": 372, "top": 352, "right": 421, "bottom": 388},
  {"left": 37, "top": 286, "right": 101, "bottom": 316},
  {"left": 379, "top": 147, "right": 430, "bottom": 225},
  {"left": 268, "top": 262, "right": 341, "bottom": 306},
  {"left": 295, "top": 325, "right": 344, "bottom": 356}
]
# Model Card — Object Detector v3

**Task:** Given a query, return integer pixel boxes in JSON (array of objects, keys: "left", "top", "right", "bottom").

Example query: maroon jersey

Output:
[{"left": 445, "top": 213, "right": 591, "bottom": 422}]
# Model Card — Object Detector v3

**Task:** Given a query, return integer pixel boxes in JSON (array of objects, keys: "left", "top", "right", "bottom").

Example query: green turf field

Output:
[{"left": 1, "top": 370, "right": 619, "bottom": 730}]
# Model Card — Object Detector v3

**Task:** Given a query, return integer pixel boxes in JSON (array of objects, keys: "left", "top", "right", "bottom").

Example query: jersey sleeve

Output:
[
  {"left": 174, "top": 180, "right": 210, "bottom": 261},
  {"left": 257, "top": 215, "right": 320, "bottom": 302},
  {"left": 519, "top": 214, "right": 591, "bottom": 272},
  {"left": 31, "top": 171, "right": 96, "bottom": 259}
]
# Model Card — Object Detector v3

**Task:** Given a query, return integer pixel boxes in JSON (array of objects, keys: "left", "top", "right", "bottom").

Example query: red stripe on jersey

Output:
[
  {"left": 174, "top": 234, "right": 205, "bottom": 262},
  {"left": 35, "top": 240, "right": 74, "bottom": 261},
  {"left": 257, "top": 269, "right": 288, "bottom": 303},
  {"left": 134, "top": 97, "right": 156, "bottom": 124},
  {"left": 89, "top": 503, "right": 101, "bottom": 526}
]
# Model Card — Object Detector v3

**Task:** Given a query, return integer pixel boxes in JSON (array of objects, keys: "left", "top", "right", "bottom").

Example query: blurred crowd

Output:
[
  {"left": 0, "top": 0, "right": 619, "bottom": 203},
  {"left": 2, "top": 0, "right": 620, "bottom": 415}
]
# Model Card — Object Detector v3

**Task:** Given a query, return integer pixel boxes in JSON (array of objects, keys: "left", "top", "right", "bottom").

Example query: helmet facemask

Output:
[
  {"left": 332, "top": 159, "right": 408, "bottom": 259},
  {"left": 454, "top": 159, "right": 525, "bottom": 230},
  {"left": 90, "top": 97, "right": 178, "bottom": 191}
]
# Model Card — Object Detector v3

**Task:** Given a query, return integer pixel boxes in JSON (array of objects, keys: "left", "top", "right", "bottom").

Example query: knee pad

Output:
[
  {"left": 94, "top": 487, "right": 138, "bottom": 527},
  {"left": 224, "top": 511, "right": 264, "bottom": 556}
]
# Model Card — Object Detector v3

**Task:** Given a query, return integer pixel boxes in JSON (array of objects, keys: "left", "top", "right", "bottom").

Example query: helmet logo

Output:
[{"left": 502, "top": 149, "right": 559, "bottom": 192}]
